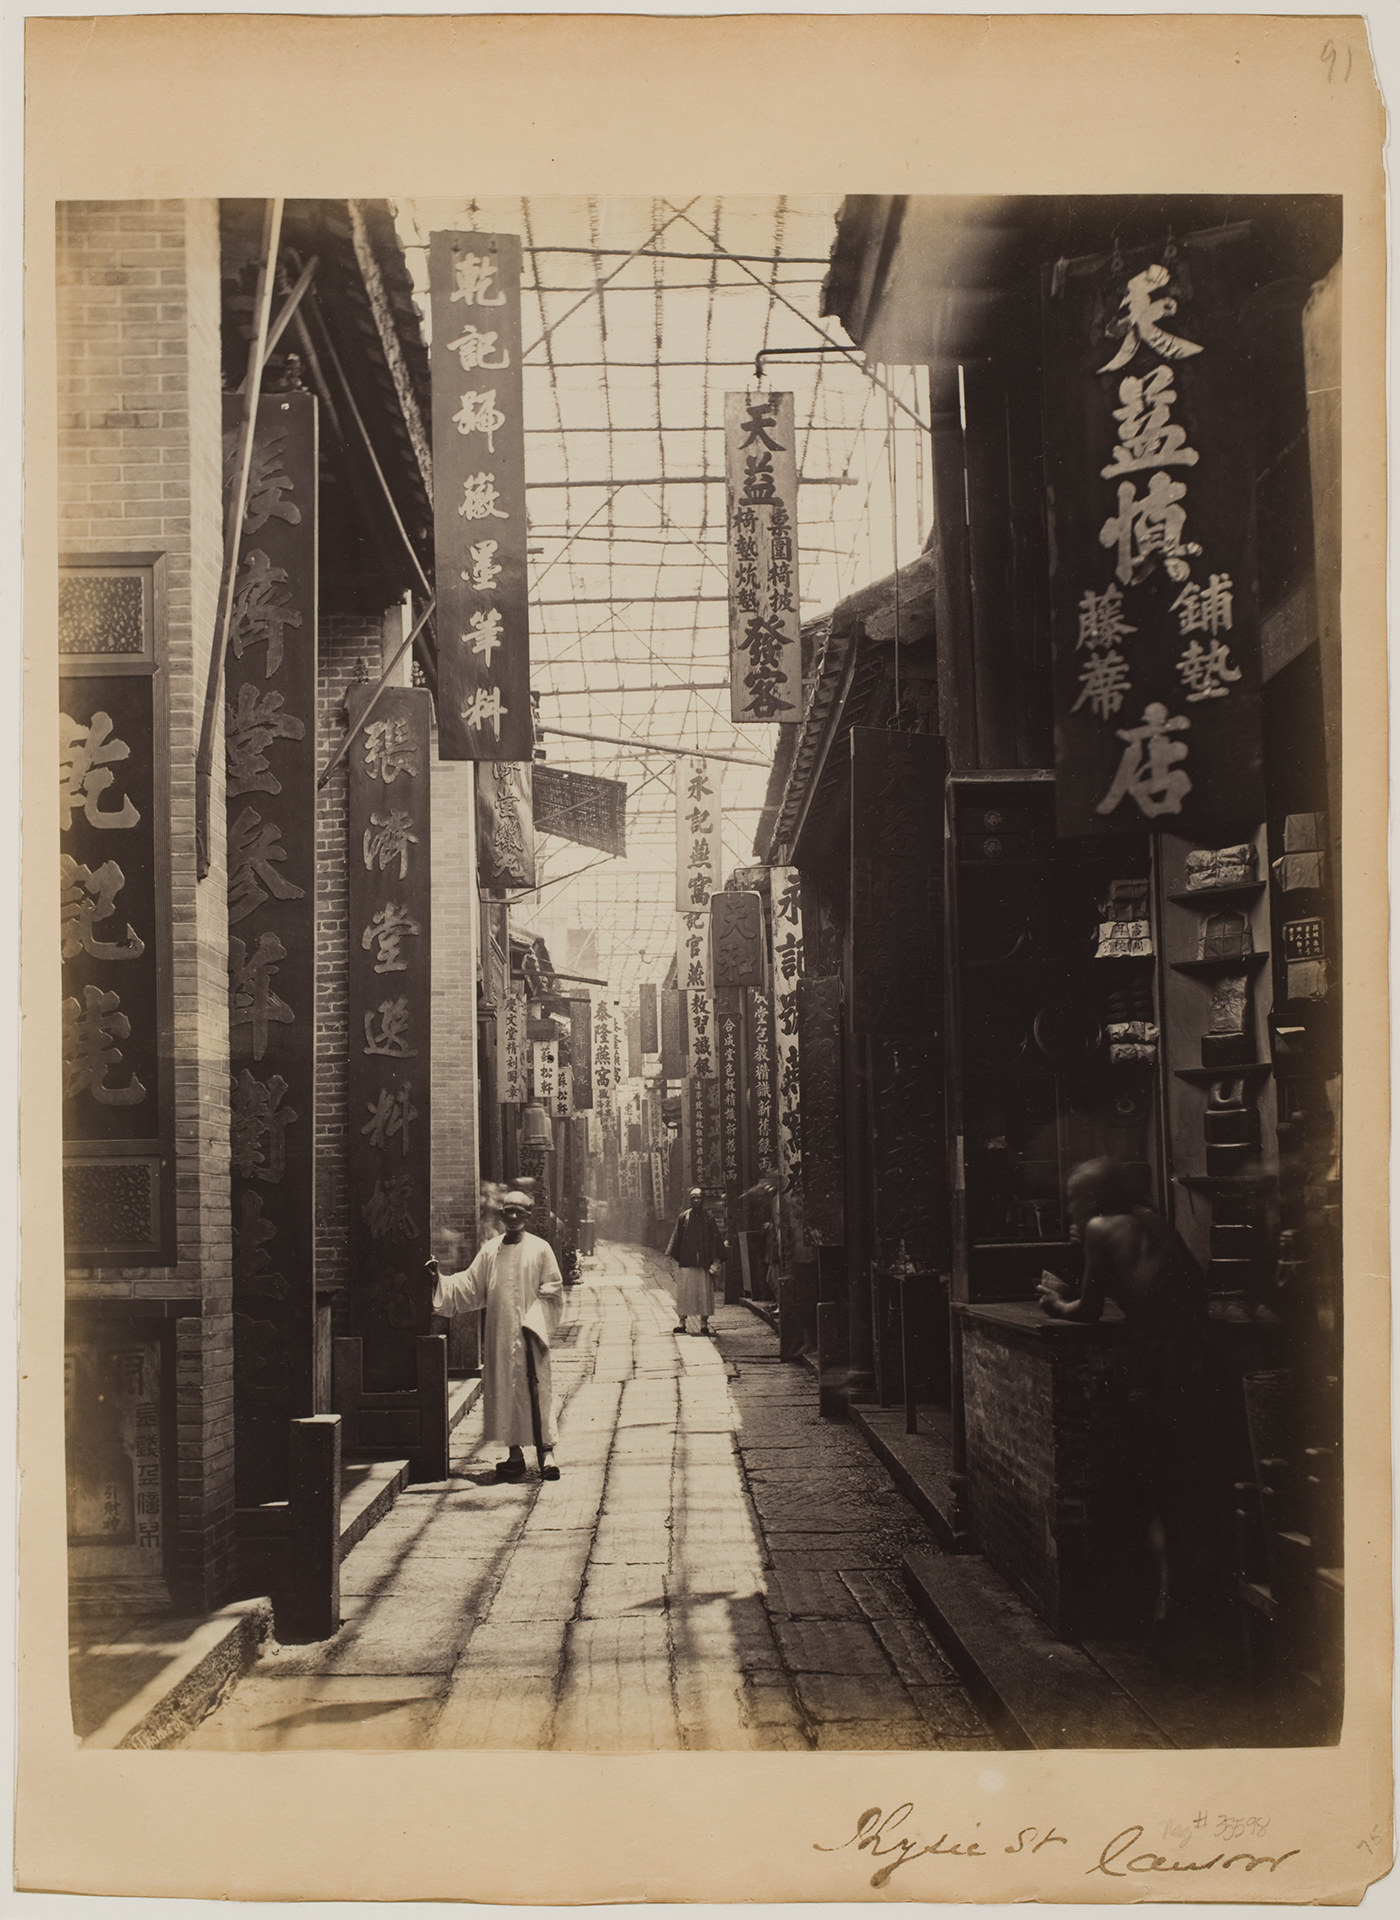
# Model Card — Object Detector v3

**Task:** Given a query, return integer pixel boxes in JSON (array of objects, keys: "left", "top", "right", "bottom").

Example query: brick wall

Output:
[
  {"left": 57, "top": 199, "right": 235, "bottom": 1606},
  {"left": 961, "top": 1313, "right": 1133, "bottom": 1635}
]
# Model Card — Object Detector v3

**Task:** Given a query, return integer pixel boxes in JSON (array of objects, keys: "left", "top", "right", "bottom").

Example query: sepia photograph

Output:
[{"left": 18, "top": 11, "right": 1391, "bottom": 1907}]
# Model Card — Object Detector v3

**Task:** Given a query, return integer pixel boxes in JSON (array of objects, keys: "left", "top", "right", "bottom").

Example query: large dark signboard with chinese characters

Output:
[
  {"left": 60, "top": 557, "right": 174, "bottom": 1266},
  {"left": 476, "top": 761, "right": 535, "bottom": 890},
  {"left": 1044, "top": 234, "right": 1263, "bottom": 836},
  {"left": 711, "top": 890, "right": 765, "bottom": 989},
  {"left": 725, "top": 392, "right": 801, "bottom": 722},
  {"left": 533, "top": 765, "right": 627, "bottom": 856},
  {"left": 429, "top": 230, "right": 530, "bottom": 761},
  {"left": 570, "top": 998, "right": 594, "bottom": 1110},
  {"left": 223, "top": 393, "right": 319, "bottom": 1495},
  {"left": 346, "top": 686, "right": 433, "bottom": 1389}
]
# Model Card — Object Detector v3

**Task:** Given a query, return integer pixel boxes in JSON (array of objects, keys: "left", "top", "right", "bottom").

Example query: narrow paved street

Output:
[{"left": 182, "top": 1243, "right": 995, "bottom": 1752}]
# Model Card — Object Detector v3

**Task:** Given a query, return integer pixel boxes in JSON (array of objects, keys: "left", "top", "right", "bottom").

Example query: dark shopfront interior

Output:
[{"left": 764, "top": 193, "right": 1344, "bottom": 1742}]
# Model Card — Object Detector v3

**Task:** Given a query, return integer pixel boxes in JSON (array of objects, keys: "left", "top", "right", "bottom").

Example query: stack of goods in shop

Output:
[{"left": 1096, "top": 877, "right": 1158, "bottom": 1065}]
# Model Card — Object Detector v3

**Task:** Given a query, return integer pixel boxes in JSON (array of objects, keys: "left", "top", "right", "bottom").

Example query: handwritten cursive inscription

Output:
[
  {"left": 1087, "top": 1826, "right": 1301, "bottom": 1879},
  {"left": 814, "top": 1806, "right": 1300, "bottom": 1890},
  {"left": 815, "top": 1805, "right": 986, "bottom": 1887}
]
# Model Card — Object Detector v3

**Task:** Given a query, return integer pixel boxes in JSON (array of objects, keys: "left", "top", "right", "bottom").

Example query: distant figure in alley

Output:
[
  {"left": 427, "top": 1190, "right": 564, "bottom": 1480},
  {"left": 665, "top": 1187, "right": 725, "bottom": 1337}
]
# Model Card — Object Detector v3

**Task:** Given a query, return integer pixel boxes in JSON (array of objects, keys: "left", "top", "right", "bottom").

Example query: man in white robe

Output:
[{"left": 426, "top": 1191, "right": 564, "bottom": 1480}]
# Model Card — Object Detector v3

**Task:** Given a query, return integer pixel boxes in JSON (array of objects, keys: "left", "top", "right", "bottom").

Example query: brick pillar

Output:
[{"left": 57, "top": 199, "right": 233, "bottom": 1609}]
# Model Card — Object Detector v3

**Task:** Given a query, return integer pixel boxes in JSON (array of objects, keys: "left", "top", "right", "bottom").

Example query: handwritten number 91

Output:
[{"left": 1322, "top": 39, "right": 1351, "bottom": 82}]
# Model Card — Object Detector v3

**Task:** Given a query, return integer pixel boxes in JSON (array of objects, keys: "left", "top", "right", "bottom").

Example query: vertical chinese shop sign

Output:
[
  {"left": 725, "top": 392, "right": 801, "bottom": 722},
  {"left": 60, "top": 558, "right": 174, "bottom": 1268},
  {"left": 676, "top": 756, "right": 723, "bottom": 911},
  {"left": 224, "top": 391, "right": 318, "bottom": 1501},
  {"left": 1043, "top": 235, "right": 1263, "bottom": 837},
  {"left": 570, "top": 998, "right": 593, "bottom": 1109},
  {"left": 748, "top": 987, "right": 777, "bottom": 1179},
  {"left": 770, "top": 867, "right": 805, "bottom": 1200},
  {"left": 347, "top": 686, "right": 433, "bottom": 1391},
  {"left": 429, "top": 230, "right": 531, "bottom": 762},
  {"left": 715, "top": 988, "right": 746, "bottom": 1193},
  {"left": 638, "top": 982, "right": 659, "bottom": 1056},
  {"left": 496, "top": 986, "right": 528, "bottom": 1105}
]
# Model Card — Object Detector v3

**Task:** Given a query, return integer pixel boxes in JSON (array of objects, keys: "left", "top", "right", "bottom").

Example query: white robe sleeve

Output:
[
  {"left": 520, "top": 1238, "right": 565, "bottom": 1348},
  {"left": 432, "top": 1242, "right": 492, "bottom": 1317}
]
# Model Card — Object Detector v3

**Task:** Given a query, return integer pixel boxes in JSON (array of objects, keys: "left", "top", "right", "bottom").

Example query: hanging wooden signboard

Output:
[
  {"left": 725, "top": 391, "right": 801, "bottom": 722},
  {"left": 748, "top": 986, "right": 777, "bottom": 1178},
  {"left": 770, "top": 866, "right": 804, "bottom": 1200},
  {"left": 570, "top": 998, "right": 593, "bottom": 1109},
  {"left": 592, "top": 1001, "right": 614, "bottom": 1115},
  {"left": 1043, "top": 232, "right": 1263, "bottom": 836},
  {"left": 429, "top": 230, "right": 531, "bottom": 761},
  {"left": 660, "top": 988, "right": 687, "bottom": 1080},
  {"left": 675, "top": 756, "right": 723, "bottom": 911},
  {"left": 711, "top": 889, "right": 766, "bottom": 989},
  {"left": 533, "top": 1039, "right": 559, "bottom": 1114},
  {"left": 59, "top": 557, "right": 176, "bottom": 1273},
  {"left": 639, "top": 982, "right": 659, "bottom": 1055},
  {"left": 222, "top": 390, "right": 319, "bottom": 1499},
  {"left": 533, "top": 765, "right": 626, "bottom": 856},
  {"left": 676, "top": 910, "right": 710, "bottom": 992},
  {"left": 687, "top": 989, "right": 716, "bottom": 1079},
  {"left": 715, "top": 986, "right": 747, "bottom": 1190},
  {"left": 476, "top": 761, "right": 535, "bottom": 890},
  {"left": 496, "top": 986, "right": 528, "bottom": 1104},
  {"left": 346, "top": 684, "right": 433, "bottom": 1391}
]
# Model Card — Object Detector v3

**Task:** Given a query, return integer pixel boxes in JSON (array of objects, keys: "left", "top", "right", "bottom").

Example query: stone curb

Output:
[{"left": 82, "top": 1598, "right": 274, "bottom": 1751}]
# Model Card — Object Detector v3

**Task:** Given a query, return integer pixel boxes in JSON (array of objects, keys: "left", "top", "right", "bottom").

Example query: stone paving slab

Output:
[
  {"left": 764, "top": 1534, "right": 887, "bottom": 1569},
  {"left": 868, "top": 1612, "right": 960, "bottom": 1688},
  {"left": 908, "top": 1684, "right": 1004, "bottom": 1748},
  {"left": 840, "top": 1569, "right": 919, "bottom": 1620},
  {"left": 261, "top": 1591, "right": 481, "bottom": 1679},
  {"left": 579, "top": 1560, "right": 668, "bottom": 1617},
  {"left": 517, "top": 1473, "right": 609, "bottom": 1533},
  {"left": 338, "top": 1553, "right": 506, "bottom": 1602},
  {"left": 813, "top": 1718, "right": 934, "bottom": 1751},
  {"left": 352, "top": 1509, "right": 527, "bottom": 1564},
  {"left": 663, "top": 1564, "right": 766, "bottom": 1602},
  {"left": 771, "top": 1619, "right": 898, "bottom": 1676},
  {"left": 182, "top": 1674, "right": 444, "bottom": 1751},
  {"left": 589, "top": 1514, "right": 673, "bottom": 1564},
  {"left": 792, "top": 1670, "right": 928, "bottom": 1728},
  {"left": 747, "top": 1494, "right": 887, "bottom": 1535},
  {"left": 553, "top": 1617, "right": 681, "bottom": 1751},
  {"left": 667, "top": 1591, "right": 783, "bottom": 1674},
  {"left": 429, "top": 1618, "right": 571, "bottom": 1747},
  {"left": 739, "top": 1672, "right": 812, "bottom": 1748},
  {"left": 604, "top": 1462, "right": 674, "bottom": 1507},
  {"left": 488, "top": 1531, "right": 593, "bottom": 1621},
  {"left": 762, "top": 1570, "right": 863, "bottom": 1619}
]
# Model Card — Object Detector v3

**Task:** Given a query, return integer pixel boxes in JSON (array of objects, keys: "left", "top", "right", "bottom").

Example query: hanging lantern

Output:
[{"left": 521, "top": 1100, "right": 555, "bottom": 1150}]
